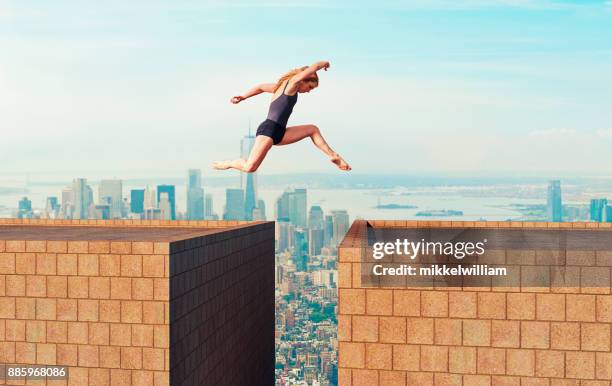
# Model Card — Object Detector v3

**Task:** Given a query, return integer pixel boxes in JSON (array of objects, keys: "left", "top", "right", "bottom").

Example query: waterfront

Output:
[{"left": 0, "top": 180, "right": 544, "bottom": 221}]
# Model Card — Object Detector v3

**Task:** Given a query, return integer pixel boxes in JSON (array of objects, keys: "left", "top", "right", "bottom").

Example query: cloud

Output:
[
  {"left": 596, "top": 128, "right": 612, "bottom": 138},
  {"left": 528, "top": 128, "right": 576, "bottom": 138},
  {"left": 527, "top": 128, "right": 612, "bottom": 141}
]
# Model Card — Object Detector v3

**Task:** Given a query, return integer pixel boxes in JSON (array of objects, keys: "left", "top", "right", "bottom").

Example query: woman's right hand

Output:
[
  {"left": 320, "top": 61, "right": 330, "bottom": 71},
  {"left": 230, "top": 96, "right": 244, "bottom": 104}
]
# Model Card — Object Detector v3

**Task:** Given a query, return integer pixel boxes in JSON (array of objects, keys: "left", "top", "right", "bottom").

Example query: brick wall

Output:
[
  {"left": 0, "top": 219, "right": 275, "bottom": 386},
  {"left": 169, "top": 224, "right": 275, "bottom": 385},
  {"left": 338, "top": 220, "right": 612, "bottom": 386}
]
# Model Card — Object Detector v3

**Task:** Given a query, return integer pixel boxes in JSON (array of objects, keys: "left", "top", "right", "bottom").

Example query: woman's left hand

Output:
[{"left": 230, "top": 95, "right": 244, "bottom": 104}]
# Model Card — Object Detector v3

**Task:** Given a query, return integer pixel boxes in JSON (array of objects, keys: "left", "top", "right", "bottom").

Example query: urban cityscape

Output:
[
  {"left": 3, "top": 139, "right": 612, "bottom": 386},
  {"left": 4, "top": 133, "right": 350, "bottom": 386}
]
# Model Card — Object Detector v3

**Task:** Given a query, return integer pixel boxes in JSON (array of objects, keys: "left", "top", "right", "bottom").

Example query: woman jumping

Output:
[{"left": 213, "top": 60, "right": 351, "bottom": 172}]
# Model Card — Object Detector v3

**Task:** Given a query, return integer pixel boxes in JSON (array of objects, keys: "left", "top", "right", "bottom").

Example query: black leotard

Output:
[
  {"left": 256, "top": 81, "right": 298, "bottom": 144},
  {"left": 266, "top": 81, "right": 298, "bottom": 127}
]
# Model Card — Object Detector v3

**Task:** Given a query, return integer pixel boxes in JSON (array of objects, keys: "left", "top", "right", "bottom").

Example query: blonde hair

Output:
[{"left": 274, "top": 66, "right": 319, "bottom": 92}]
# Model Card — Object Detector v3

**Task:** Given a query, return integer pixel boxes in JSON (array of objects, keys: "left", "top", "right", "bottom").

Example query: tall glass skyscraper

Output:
[
  {"left": 546, "top": 180, "right": 562, "bottom": 222},
  {"left": 331, "top": 210, "right": 350, "bottom": 246},
  {"left": 244, "top": 173, "right": 257, "bottom": 221},
  {"left": 308, "top": 205, "right": 324, "bottom": 230},
  {"left": 187, "top": 169, "right": 204, "bottom": 220},
  {"left": 275, "top": 188, "right": 308, "bottom": 227},
  {"left": 99, "top": 179, "right": 123, "bottom": 219},
  {"left": 205, "top": 194, "right": 214, "bottom": 219},
  {"left": 157, "top": 185, "right": 176, "bottom": 220},
  {"left": 72, "top": 178, "right": 93, "bottom": 220},
  {"left": 289, "top": 189, "right": 307, "bottom": 228},
  {"left": 324, "top": 215, "right": 334, "bottom": 246},
  {"left": 224, "top": 188, "right": 245, "bottom": 220},
  {"left": 590, "top": 198, "right": 608, "bottom": 222},
  {"left": 240, "top": 133, "right": 258, "bottom": 220},
  {"left": 130, "top": 189, "right": 145, "bottom": 214},
  {"left": 276, "top": 190, "right": 291, "bottom": 222}
]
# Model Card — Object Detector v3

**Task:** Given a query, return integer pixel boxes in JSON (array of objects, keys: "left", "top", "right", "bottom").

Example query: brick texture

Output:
[
  {"left": 0, "top": 219, "right": 274, "bottom": 386},
  {"left": 338, "top": 220, "right": 612, "bottom": 385}
]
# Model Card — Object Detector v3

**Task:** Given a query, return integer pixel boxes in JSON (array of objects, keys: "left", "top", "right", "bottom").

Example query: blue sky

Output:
[{"left": 1, "top": 0, "right": 611, "bottom": 177}]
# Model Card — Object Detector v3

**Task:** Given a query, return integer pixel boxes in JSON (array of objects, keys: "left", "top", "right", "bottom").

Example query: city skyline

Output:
[{"left": 1, "top": 1, "right": 611, "bottom": 175}]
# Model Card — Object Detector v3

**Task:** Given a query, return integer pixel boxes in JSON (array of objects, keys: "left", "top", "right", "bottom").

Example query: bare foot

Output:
[
  {"left": 331, "top": 154, "right": 351, "bottom": 171},
  {"left": 212, "top": 161, "right": 231, "bottom": 170}
]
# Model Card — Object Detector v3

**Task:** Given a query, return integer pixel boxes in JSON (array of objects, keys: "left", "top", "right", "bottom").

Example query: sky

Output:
[{"left": 1, "top": 0, "right": 611, "bottom": 178}]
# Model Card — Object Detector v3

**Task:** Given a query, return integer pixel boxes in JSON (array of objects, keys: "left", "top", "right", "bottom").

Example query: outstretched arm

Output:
[
  {"left": 230, "top": 83, "right": 276, "bottom": 104},
  {"left": 290, "top": 60, "right": 330, "bottom": 84}
]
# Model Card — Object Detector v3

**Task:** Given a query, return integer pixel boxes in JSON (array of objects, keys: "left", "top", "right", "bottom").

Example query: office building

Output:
[
  {"left": 331, "top": 210, "right": 349, "bottom": 246},
  {"left": 205, "top": 193, "right": 215, "bottom": 219},
  {"left": 224, "top": 188, "right": 245, "bottom": 220},
  {"left": 244, "top": 173, "right": 257, "bottom": 220},
  {"left": 241, "top": 134, "right": 258, "bottom": 217},
  {"left": 289, "top": 188, "right": 307, "bottom": 228},
  {"left": 546, "top": 180, "right": 562, "bottom": 222},
  {"left": 72, "top": 178, "right": 93, "bottom": 219},
  {"left": 187, "top": 169, "right": 205, "bottom": 220},
  {"left": 157, "top": 185, "right": 176, "bottom": 220},
  {"left": 308, "top": 205, "right": 324, "bottom": 229},
  {"left": 308, "top": 228, "right": 325, "bottom": 256},
  {"left": 324, "top": 215, "right": 334, "bottom": 246},
  {"left": 590, "top": 198, "right": 608, "bottom": 222},
  {"left": 130, "top": 189, "right": 145, "bottom": 214},
  {"left": 276, "top": 190, "right": 291, "bottom": 221},
  {"left": 159, "top": 192, "right": 172, "bottom": 220},
  {"left": 99, "top": 179, "right": 123, "bottom": 219},
  {"left": 277, "top": 220, "right": 295, "bottom": 252}
]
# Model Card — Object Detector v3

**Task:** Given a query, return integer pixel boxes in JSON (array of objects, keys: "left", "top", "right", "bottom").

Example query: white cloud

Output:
[
  {"left": 527, "top": 128, "right": 576, "bottom": 138},
  {"left": 596, "top": 128, "right": 612, "bottom": 138}
]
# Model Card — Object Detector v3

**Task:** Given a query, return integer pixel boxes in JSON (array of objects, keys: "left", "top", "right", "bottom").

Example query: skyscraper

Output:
[
  {"left": 252, "top": 199, "right": 267, "bottom": 221},
  {"left": 324, "top": 215, "right": 334, "bottom": 246},
  {"left": 159, "top": 192, "right": 172, "bottom": 220},
  {"left": 44, "top": 196, "right": 59, "bottom": 219},
  {"left": 72, "top": 178, "right": 93, "bottom": 220},
  {"left": 60, "top": 187, "right": 74, "bottom": 219},
  {"left": 240, "top": 133, "right": 258, "bottom": 220},
  {"left": 17, "top": 197, "right": 32, "bottom": 219},
  {"left": 143, "top": 186, "right": 156, "bottom": 211},
  {"left": 590, "top": 198, "right": 608, "bottom": 222},
  {"left": 205, "top": 194, "right": 214, "bottom": 219},
  {"left": 331, "top": 210, "right": 350, "bottom": 246},
  {"left": 276, "top": 190, "right": 291, "bottom": 221},
  {"left": 277, "top": 221, "right": 295, "bottom": 252},
  {"left": 275, "top": 188, "right": 307, "bottom": 226},
  {"left": 130, "top": 189, "right": 145, "bottom": 214},
  {"left": 546, "top": 180, "right": 562, "bottom": 222},
  {"left": 308, "top": 228, "right": 325, "bottom": 256},
  {"left": 99, "top": 179, "right": 123, "bottom": 219},
  {"left": 289, "top": 188, "right": 307, "bottom": 228},
  {"left": 187, "top": 169, "right": 205, "bottom": 220},
  {"left": 308, "top": 205, "right": 324, "bottom": 230},
  {"left": 244, "top": 173, "right": 257, "bottom": 220},
  {"left": 294, "top": 229, "right": 308, "bottom": 271},
  {"left": 224, "top": 188, "right": 245, "bottom": 220},
  {"left": 157, "top": 185, "right": 176, "bottom": 220}
]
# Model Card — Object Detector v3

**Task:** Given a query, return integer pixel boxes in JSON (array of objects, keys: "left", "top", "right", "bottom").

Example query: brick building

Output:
[
  {"left": 0, "top": 219, "right": 275, "bottom": 385},
  {"left": 338, "top": 220, "right": 612, "bottom": 385}
]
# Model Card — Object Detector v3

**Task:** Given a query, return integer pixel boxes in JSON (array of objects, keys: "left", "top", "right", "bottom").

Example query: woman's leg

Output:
[
  {"left": 278, "top": 124, "right": 351, "bottom": 170},
  {"left": 212, "top": 136, "right": 273, "bottom": 172}
]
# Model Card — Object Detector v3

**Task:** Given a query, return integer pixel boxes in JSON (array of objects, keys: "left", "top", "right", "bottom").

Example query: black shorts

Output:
[{"left": 256, "top": 119, "right": 286, "bottom": 145}]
